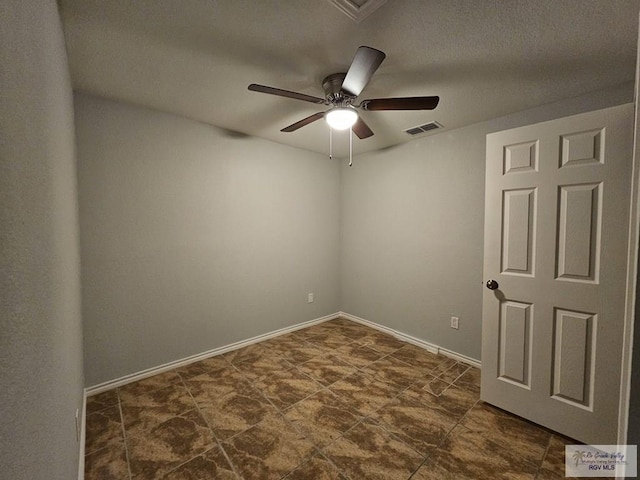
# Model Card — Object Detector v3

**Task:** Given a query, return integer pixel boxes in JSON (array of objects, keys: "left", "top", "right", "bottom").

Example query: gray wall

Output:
[
  {"left": 0, "top": 1, "right": 84, "bottom": 479},
  {"left": 341, "top": 83, "right": 634, "bottom": 361},
  {"left": 78, "top": 83, "right": 632, "bottom": 386},
  {"left": 76, "top": 94, "right": 341, "bottom": 386}
]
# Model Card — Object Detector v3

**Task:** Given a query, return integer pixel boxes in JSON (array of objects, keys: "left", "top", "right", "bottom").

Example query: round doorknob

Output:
[{"left": 486, "top": 279, "right": 499, "bottom": 290}]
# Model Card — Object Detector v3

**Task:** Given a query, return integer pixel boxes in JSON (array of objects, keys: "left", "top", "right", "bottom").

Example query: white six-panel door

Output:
[{"left": 481, "top": 104, "right": 634, "bottom": 444}]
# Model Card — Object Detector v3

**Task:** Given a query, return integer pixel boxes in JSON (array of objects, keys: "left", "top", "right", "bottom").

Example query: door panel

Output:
[
  {"left": 498, "top": 300, "right": 532, "bottom": 387},
  {"left": 502, "top": 188, "right": 536, "bottom": 275},
  {"left": 504, "top": 140, "right": 538, "bottom": 173},
  {"left": 482, "top": 104, "right": 633, "bottom": 444},
  {"left": 560, "top": 129, "right": 604, "bottom": 167},
  {"left": 552, "top": 308, "right": 595, "bottom": 408},
  {"left": 556, "top": 183, "right": 601, "bottom": 282}
]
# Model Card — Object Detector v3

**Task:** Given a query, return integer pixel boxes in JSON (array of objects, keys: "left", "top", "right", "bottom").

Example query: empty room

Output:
[{"left": 4, "top": 1, "right": 640, "bottom": 479}]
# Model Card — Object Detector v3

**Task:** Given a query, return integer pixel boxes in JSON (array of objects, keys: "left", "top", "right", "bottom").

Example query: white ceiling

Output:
[{"left": 60, "top": 0, "right": 640, "bottom": 157}]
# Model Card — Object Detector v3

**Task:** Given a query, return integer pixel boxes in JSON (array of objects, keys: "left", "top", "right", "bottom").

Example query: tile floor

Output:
[{"left": 84, "top": 318, "right": 576, "bottom": 479}]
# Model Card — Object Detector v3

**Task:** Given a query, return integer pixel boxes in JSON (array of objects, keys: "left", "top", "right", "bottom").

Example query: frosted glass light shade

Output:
[{"left": 326, "top": 107, "right": 358, "bottom": 130}]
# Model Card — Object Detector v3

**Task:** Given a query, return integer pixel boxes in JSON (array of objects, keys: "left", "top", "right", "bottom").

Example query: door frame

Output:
[{"left": 618, "top": 14, "right": 640, "bottom": 447}]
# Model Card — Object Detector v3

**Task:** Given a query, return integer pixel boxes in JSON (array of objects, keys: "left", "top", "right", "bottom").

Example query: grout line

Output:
[
  {"left": 177, "top": 372, "right": 244, "bottom": 480},
  {"left": 235, "top": 374, "right": 327, "bottom": 473},
  {"left": 407, "top": 420, "right": 459, "bottom": 479},
  {"left": 162, "top": 445, "right": 219, "bottom": 477},
  {"left": 534, "top": 434, "right": 555, "bottom": 479},
  {"left": 115, "top": 389, "right": 133, "bottom": 480},
  {"left": 407, "top": 385, "right": 484, "bottom": 479},
  {"left": 83, "top": 442, "right": 127, "bottom": 461}
]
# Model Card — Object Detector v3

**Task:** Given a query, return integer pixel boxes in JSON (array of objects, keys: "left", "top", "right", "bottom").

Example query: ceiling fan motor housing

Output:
[{"left": 322, "top": 73, "right": 354, "bottom": 105}]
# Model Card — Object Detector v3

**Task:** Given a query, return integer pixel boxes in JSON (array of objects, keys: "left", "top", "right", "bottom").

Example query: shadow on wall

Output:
[{"left": 217, "top": 127, "right": 252, "bottom": 139}]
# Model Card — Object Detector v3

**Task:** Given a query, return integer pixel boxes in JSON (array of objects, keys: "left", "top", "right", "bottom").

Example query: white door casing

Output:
[{"left": 481, "top": 104, "right": 634, "bottom": 444}]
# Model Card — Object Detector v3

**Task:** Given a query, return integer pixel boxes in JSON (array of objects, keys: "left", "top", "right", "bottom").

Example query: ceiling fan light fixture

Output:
[{"left": 325, "top": 107, "right": 358, "bottom": 130}]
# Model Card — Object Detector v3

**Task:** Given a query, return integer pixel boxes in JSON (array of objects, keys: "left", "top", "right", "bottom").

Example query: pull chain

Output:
[
  {"left": 327, "top": 126, "right": 354, "bottom": 166},
  {"left": 349, "top": 128, "right": 353, "bottom": 167},
  {"left": 329, "top": 127, "right": 333, "bottom": 159}
]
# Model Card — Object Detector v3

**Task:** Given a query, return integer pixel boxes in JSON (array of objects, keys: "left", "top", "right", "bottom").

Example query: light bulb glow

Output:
[{"left": 325, "top": 107, "right": 358, "bottom": 130}]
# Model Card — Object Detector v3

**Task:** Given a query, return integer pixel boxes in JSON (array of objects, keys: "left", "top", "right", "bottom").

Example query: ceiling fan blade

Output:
[
  {"left": 248, "top": 84, "right": 325, "bottom": 104},
  {"left": 352, "top": 116, "right": 374, "bottom": 139},
  {"left": 360, "top": 96, "right": 440, "bottom": 111},
  {"left": 281, "top": 112, "right": 325, "bottom": 132},
  {"left": 341, "top": 46, "right": 386, "bottom": 97}
]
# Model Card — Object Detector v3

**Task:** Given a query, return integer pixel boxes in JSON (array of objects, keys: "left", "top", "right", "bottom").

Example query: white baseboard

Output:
[
  {"left": 86, "top": 310, "right": 481, "bottom": 397},
  {"left": 338, "top": 311, "right": 482, "bottom": 368},
  {"left": 85, "top": 312, "right": 341, "bottom": 396}
]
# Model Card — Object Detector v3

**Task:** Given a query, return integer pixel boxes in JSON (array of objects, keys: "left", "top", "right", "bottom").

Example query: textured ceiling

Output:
[{"left": 60, "top": 0, "right": 639, "bottom": 157}]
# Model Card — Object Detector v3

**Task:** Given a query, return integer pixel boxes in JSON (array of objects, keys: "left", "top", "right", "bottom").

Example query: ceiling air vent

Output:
[{"left": 405, "top": 121, "right": 442, "bottom": 136}]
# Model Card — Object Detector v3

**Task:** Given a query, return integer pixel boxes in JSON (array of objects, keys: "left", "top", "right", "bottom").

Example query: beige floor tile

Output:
[
  {"left": 85, "top": 444, "right": 129, "bottom": 480},
  {"left": 296, "top": 354, "right": 358, "bottom": 386},
  {"left": 360, "top": 355, "right": 426, "bottom": 389},
  {"left": 198, "top": 384, "right": 278, "bottom": 440},
  {"left": 117, "top": 371, "right": 182, "bottom": 397},
  {"left": 233, "top": 351, "right": 294, "bottom": 381},
  {"left": 85, "top": 405, "right": 124, "bottom": 454},
  {"left": 461, "top": 402, "right": 551, "bottom": 466},
  {"left": 304, "top": 332, "right": 355, "bottom": 349},
  {"left": 329, "top": 371, "right": 400, "bottom": 416},
  {"left": 283, "top": 453, "right": 347, "bottom": 480},
  {"left": 175, "top": 355, "right": 230, "bottom": 379},
  {"left": 126, "top": 409, "right": 215, "bottom": 479},
  {"left": 335, "top": 343, "right": 386, "bottom": 368},
  {"left": 120, "top": 382, "right": 197, "bottom": 435},
  {"left": 413, "top": 424, "right": 538, "bottom": 480},
  {"left": 453, "top": 365, "right": 481, "bottom": 395},
  {"left": 323, "top": 418, "right": 424, "bottom": 480},
  {"left": 86, "top": 389, "right": 119, "bottom": 415},
  {"left": 402, "top": 377, "right": 478, "bottom": 420},
  {"left": 370, "top": 394, "right": 457, "bottom": 455},
  {"left": 164, "top": 446, "right": 238, "bottom": 480},
  {"left": 253, "top": 367, "right": 324, "bottom": 410},
  {"left": 357, "top": 331, "right": 408, "bottom": 354},
  {"left": 390, "top": 344, "right": 447, "bottom": 372},
  {"left": 223, "top": 413, "right": 315, "bottom": 480},
  {"left": 284, "top": 388, "right": 362, "bottom": 447},
  {"left": 436, "top": 361, "right": 471, "bottom": 384}
]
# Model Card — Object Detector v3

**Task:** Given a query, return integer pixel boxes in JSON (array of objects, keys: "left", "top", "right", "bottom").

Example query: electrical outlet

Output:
[
  {"left": 308, "top": 292, "right": 314, "bottom": 303},
  {"left": 450, "top": 316, "right": 459, "bottom": 330}
]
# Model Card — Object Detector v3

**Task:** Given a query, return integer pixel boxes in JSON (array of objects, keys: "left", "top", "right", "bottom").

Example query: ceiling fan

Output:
[{"left": 248, "top": 46, "right": 439, "bottom": 139}]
